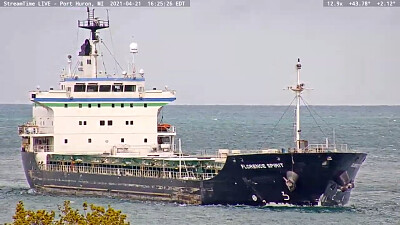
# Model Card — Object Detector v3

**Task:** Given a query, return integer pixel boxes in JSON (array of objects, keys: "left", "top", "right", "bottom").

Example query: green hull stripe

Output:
[{"left": 37, "top": 103, "right": 168, "bottom": 107}]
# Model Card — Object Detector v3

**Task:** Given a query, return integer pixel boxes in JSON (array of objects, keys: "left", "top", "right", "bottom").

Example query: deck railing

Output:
[
  {"left": 307, "top": 144, "right": 348, "bottom": 152},
  {"left": 113, "top": 143, "right": 176, "bottom": 154},
  {"left": 33, "top": 145, "right": 54, "bottom": 152},
  {"left": 38, "top": 164, "right": 217, "bottom": 181},
  {"left": 113, "top": 145, "right": 154, "bottom": 154},
  {"left": 78, "top": 20, "right": 109, "bottom": 28},
  {"left": 213, "top": 144, "right": 349, "bottom": 157},
  {"left": 18, "top": 124, "right": 53, "bottom": 135},
  {"left": 18, "top": 125, "right": 38, "bottom": 135}
]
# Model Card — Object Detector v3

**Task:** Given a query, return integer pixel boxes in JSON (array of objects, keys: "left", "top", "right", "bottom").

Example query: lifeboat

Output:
[{"left": 157, "top": 123, "right": 171, "bottom": 132}]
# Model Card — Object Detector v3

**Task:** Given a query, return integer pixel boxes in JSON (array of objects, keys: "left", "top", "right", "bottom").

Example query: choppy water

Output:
[{"left": 0, "top": 105, "right": 399, "bottom": 224}]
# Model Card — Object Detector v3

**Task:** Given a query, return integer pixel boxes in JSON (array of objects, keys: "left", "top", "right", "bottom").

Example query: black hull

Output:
[
  {"left": 202, "top": 152, "right": 366, "bottom": 206},
  {"left": 22, "top": 151, "right": 366, "bottom": 206}
]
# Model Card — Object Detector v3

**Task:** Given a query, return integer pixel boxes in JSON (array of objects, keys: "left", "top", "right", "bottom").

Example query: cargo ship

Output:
[{"left": 18, "top": 8, "right": 366, "bottom": 206}]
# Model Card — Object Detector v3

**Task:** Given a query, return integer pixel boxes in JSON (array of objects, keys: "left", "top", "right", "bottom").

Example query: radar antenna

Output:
[{"left": 290, "top": 58, "right": 305, "bottom": 150}]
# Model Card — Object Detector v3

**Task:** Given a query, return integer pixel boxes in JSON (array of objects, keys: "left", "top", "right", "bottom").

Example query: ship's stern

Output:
[{"left": 21, "top": 151, "right": 38, "bottom": 188}]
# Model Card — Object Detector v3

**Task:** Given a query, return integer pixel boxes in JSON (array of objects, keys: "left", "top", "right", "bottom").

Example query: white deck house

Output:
[{"left": 19, "top": 9, "right": 177, "bottom": 157}]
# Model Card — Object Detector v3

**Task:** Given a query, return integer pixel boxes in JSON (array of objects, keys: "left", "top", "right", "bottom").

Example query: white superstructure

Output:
[{"left": 18, "top": 8, "right": 177, "bottom": 157}]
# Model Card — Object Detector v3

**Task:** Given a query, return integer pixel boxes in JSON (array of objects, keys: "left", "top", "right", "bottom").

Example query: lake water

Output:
[{"left": 0, "top": 105, "right": 399, "bottom": 224}]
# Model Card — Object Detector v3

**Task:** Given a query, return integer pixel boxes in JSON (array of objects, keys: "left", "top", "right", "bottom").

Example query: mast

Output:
[
  {"left": 78, "top": 7, "right": 109, "bottom": 78},
  {"left": 78, "top": 7, "right": 109, "bottom": 41},
  {"left": 290, "top": 58, "right": 304, "bottom": 150}
]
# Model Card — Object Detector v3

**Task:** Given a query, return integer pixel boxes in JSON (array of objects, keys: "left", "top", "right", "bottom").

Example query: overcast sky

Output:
[{"left": 1, "top": 0, "right": 399, "bottom": 105}]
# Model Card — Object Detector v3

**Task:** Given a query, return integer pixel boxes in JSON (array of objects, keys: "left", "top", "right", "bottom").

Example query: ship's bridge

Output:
[{"left": 29, "top": 77, "right": 176, "bottom": 103}]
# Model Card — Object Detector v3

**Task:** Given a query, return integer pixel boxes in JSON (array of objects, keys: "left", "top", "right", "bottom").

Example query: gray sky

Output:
[{"left": 1, "top": 0, "right": 400, "bottom": 105}]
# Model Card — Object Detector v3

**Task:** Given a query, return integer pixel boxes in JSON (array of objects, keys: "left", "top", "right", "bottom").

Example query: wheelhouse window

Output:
[
  {"left": 87, "top": 84, "right": 99, "bottom": 92},
  {"left": 74, "top": 83, "right": 86, "bottom": 92},
  {"left": 112, "top": 83, "right": 123, "bottom": 92},
  {"left": 99, "top": 85, "right": 111, "bottom": 92},
  {"left": 100, "top": 120, "right": 105, "bottom": 126},
  {"left": 124, "top": 85, "right": 136, "bottom": 92},
  {"left": 108, "top": 120, "right": 113, "bottom": 126}
]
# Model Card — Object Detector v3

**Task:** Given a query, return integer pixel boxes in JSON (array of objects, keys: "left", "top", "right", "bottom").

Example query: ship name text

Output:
[{"left": 240, "top": 163, "right": 284, "bottom": 170}]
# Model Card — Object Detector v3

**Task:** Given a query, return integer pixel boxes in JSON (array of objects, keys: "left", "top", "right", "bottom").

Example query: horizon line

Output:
[{"left": 1, "top": 103, "right": 400, "bottom": 106}]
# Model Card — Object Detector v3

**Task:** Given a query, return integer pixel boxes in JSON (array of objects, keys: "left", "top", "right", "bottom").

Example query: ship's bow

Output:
[
  {"left": 318, "top": 152, "right": 367, "bottom": 206},
  {"left": 202, "top": 152, "right": 367, "bottom": 206}
]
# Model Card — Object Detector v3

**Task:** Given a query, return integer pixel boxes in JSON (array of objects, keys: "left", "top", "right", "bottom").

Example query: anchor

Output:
[{"left": 283, "top": 171, "right": 299, "bottom": 192}]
